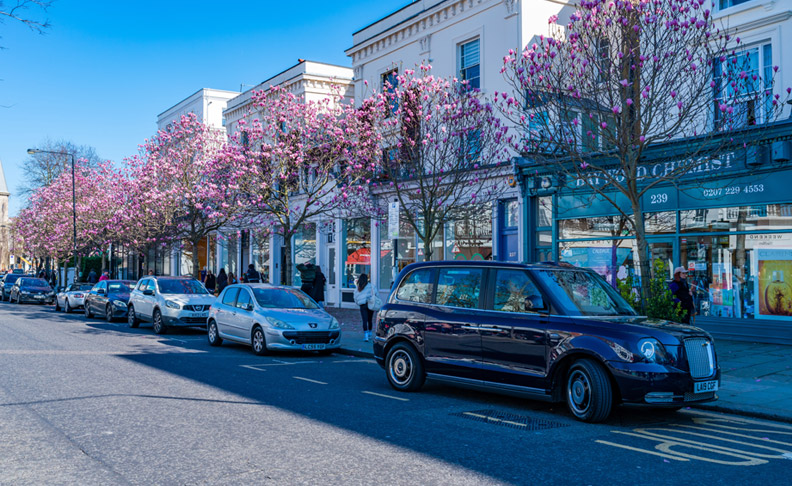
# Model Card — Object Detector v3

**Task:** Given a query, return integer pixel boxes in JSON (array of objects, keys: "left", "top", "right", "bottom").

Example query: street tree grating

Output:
[{"left": 453, "top": 410, "right": 569, "bottom": 431}]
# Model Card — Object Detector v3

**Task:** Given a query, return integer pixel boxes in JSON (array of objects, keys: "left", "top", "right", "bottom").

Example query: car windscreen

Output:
[
  {"left": 532, "top": 269, "right": 637, "bottom": 317},
  {"left": 21, "top": 278, "right": 49, "bottom": 288},
  {"left": 157, "top": 279, "right": 208, "bottom": 295},
  {"left": 107, "top": 282, "right": 133, "bottom": 293},
  {"left": 252, "top": 288, "right": 318, "bottom": 309},
  {"left": 4, "top": 274, "right": 24, "bottom": 285}
]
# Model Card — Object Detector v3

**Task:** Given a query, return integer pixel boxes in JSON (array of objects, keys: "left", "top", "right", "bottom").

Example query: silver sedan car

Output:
[
  {"left": 207, "top": 284, "right": 341, "bottom": 355},
  {"left": 55, "top": 283, "right": 95, "bottom": 313}
]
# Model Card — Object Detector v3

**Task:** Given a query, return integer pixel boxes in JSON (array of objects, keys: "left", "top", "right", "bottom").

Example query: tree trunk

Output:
[
  {"left": 422, "top": 236, "right": 432, "bottom": 262},
  {"left": 631, "top": 199, "right": 652, "bottom": 312},
  {"left": 191, "top": 240, "right": 201, "bottom": 280},
  {"left": 76, "top": 255, "right": 83, "bottom": 282},
  {"left": 283, "top": 235, "right": 293, "bottom": 286}
]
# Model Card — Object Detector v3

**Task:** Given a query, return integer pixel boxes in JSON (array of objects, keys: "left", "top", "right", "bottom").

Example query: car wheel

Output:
[
  {"left": 207, "top": 320, "right": 222, "bottom": 347},
  {"left": 251, "top": 326, "right": 268, "bottom": 356},
  {"left": 127, "top": 305, "right": 139, "bottom": 328},
  {"left": 85, "top": 301, "right": 94, "bottom": 318},
  {"left": 152, "top": 309, "right": 167, "bottom": 334},
  {"left": 65, "top": 300, "right": 72, "bottom": 313},
  {"left": 566, "top": 359, "right": 613, "bottom": 423},
  {"left": 105, "top": 305, "right": 114, "bottom": 322},
  {"left": 386, "top": 342, "right": 425, "bottom": 392},
  {"left": 54, "top": 299, "right": 61, "bottom": 312}
]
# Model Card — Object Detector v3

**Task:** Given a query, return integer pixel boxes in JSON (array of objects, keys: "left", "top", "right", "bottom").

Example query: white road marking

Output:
[
  {"left": 293, "top": 376, "right": 328, "bottom": 385},
  {"left": 362, "top": 391, "right": 409, "bottom": 402},
  {"left": 595, "top": 440, "right": 689, "bottom": 461},
  {"left": 240, "top": 365, "right": 266, "bottom": 372},
  {"left": 332, "top": 359, "right": 376, "bottom": 364}
]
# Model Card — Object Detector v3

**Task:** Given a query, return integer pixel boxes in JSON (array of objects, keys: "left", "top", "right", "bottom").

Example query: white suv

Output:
[{"left": 127, "top": 276, "right": 215, "bottom": 334}]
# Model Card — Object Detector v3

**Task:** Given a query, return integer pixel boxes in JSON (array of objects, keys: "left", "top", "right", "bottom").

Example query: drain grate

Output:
[{"left": 452, "top": 409, "right": 569, "bottom": 431}]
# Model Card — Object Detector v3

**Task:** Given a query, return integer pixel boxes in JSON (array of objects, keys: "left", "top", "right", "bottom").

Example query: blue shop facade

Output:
[{"left": 516, "top": 120, "right": 792, "bottom": 344}]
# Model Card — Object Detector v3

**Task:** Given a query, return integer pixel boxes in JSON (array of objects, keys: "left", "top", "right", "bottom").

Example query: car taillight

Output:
[{"left": 74, "top": 294, "right": 84, "bottom": 298}]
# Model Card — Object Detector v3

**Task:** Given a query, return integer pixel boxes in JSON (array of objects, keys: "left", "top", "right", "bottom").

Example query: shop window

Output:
[
  {"left": 343, "top": 218, "right": 370, "bottom": 289},
  {"left": 559, "top": 216, "right": 633, "bottom": 240},
  {"left": 292, "top": 223, "right": 316, "bottom": 287},
  {"left": 252, "top": 235, "right": 270, "bottom": 283},
  {"left": 559, "top": 239, "right": 637, "bottom": 288},
  {"left": 538, "top": 196, "right": 553, "bottom": 228},
  {"left": 448, "top": 207, "right": 493, "bottom": 261},
  {"left": 378, "top": 210, "right": 417, "bottom": 290},
  {"left": 681, "top": 205, "right": 792, "bottom": 233},
  {"left": 644, "top": 212, "right": 677, "bottom": 234}
]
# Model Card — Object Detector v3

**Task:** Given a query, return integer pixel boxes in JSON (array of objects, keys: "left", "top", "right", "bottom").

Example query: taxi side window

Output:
[
  {"left": 436, "top": 268, "right": 483, "bottom": 309},
  {"left": 137, "top": 279, "right": 149, "bottom": 291},
  {"left": 493, "top": 269, "right": 545, "bottom": 313},
  {"left": 396, "top": 269, "right": 435, "bottom": 304}
]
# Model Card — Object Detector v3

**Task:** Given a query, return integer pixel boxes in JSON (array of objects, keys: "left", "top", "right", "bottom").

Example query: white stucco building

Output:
[
  {"left": 156, "top": 88, "right": 241, "bottom": 132},
  {"left": 0, "top": 158, "right": 10, "bottom": 271}
]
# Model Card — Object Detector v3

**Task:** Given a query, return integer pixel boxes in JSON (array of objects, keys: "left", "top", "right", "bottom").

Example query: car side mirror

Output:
[
  {"left": 142, "top": 289, "right": 154, "bottom": 296},
  {"left": 97, "top": 289, "right": 106, "bottom": 295},
  {"left": 247, "top": 303, "right": 255, "bottom": 311},
  {"left": 57, "top": 287, "right": 65, "bottom": 292}
]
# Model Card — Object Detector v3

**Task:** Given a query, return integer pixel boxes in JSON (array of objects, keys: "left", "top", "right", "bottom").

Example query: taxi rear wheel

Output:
[{"left": 386, "top": 342, "right": 425, "bottom": 392}]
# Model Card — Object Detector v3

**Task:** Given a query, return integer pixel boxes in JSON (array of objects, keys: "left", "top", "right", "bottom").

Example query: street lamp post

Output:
[{"left": 26, "top": 148, "right": 78, "bottom": 284}]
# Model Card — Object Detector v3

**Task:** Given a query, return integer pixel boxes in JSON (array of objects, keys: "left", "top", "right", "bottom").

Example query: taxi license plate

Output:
[
  {"left": 190, "top": 312, "right": 208, "bottom": 318},
  {"left": 34, "top": 295, "right": 44, "bottom": 299},
  {"left": 694, "top": 380, "right": 719, "bottom": 393},
  {"left": 302, "top": 344, "right": 326, "bottom": 351}
]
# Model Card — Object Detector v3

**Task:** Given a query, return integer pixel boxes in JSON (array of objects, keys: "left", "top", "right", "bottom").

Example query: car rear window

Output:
[
  {"left": 395, "top": 269, "right": 435, "bottom": 304},
  {"left": 436, "top": 268, "right": 483, "bottom": 309}
]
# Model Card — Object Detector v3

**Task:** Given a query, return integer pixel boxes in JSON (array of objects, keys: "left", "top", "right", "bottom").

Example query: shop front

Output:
[{"left": 518, "top": 122, "right": 792, "bottom": 344}]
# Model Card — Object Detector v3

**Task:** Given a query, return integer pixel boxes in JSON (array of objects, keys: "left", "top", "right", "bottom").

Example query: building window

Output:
[
  {"left": 458, "top": 38, "right": 480, "bottom": 90},
  {"left": 448, "top": 207, "right": 493, "bottom": 261},
  {"left": 713, "top": 43, "right": 773, "bottom": 129},
  {"left": 252, "top": 235, "right": 270, "bottom": 283},
  {"left": 382, "top": 69, "right": 398, "bottom": 116},
  {"left": 718, "top": 0, "right": 753, "bottom": 9},
  {"left": 292, "top": 223, "right": 316, "bottom": 287},
  {"left": 343, "top": 218, "right": 370, "bottom": 289}
]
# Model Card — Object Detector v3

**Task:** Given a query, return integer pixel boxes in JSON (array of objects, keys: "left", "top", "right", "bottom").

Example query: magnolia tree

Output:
[
  {"left": 15, "top": 160, "right": 122, "bottom": 276},
  {"left": 370, "top": 66, "right": 511, "bottom": 259},
  {"left": 499, "top": 0, "right": 791, "bottom": 300},
  {"left": 230, "top": 86, "right": 377, "bottom": 285},
  {"left": 126, "top": 113, "right": 244, "bottom": 279}
]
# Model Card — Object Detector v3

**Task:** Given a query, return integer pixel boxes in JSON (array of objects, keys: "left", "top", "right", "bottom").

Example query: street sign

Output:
[{"left": 388, "top": 201, "right": 400, "bottom": 240}]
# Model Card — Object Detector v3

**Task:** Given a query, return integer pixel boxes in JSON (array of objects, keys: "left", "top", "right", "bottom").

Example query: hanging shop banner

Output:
[
  {"left": 752, "top": 248, "right": 792, "bottom": 321},
  {"left": 387, "top": 201, "right": 400, "bottom": 240}
]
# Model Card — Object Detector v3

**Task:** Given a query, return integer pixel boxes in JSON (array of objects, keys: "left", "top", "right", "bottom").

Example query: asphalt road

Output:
[{"left": 1, "top": 302, "right": 791, "bottom": 485}]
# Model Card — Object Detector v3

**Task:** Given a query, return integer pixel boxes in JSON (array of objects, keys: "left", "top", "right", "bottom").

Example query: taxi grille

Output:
[
  {"left": 684, "top": 391, "right": 715, "bottom": 402},
  {"left": 181, "top": 317, "right": 208, "bottom": 324},
  {"left": 183, "top": 305, "right": 210, "bottom": 312},
  {"left": 281, "top": 331, "right": 340, "bottom": 344},
  {"left": 684, "top": 338, "right": 716, "bottom": 379}
]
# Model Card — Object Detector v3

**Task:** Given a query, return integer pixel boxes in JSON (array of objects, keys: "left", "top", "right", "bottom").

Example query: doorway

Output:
[
  {"left": 647, "top": 237, "right": 677, "bottom": 280},
  {"left": 325, "top": 244, "right": 337, "bottom": 306}
]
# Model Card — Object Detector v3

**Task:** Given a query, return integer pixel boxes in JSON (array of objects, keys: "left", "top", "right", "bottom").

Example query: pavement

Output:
[{"left": 326, "top": 306, "right": 792, "bottom": 424}]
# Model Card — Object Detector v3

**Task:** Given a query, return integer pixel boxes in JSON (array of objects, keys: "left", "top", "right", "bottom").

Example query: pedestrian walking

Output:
[
  {"left": 245, "top": 264, "right": 261, "bottom": 284},
  {"left": 217, "top": 268, "right": 228, "bottom": 294},
  {"left": 353, "top": 273, "right": 374, "bottom": 342},
  {"left": 205, "top": 270, "right": 216, "bottom": 294},
  {"left": 87, "top": 269, "right": 98, "bottom": 284},
  {"left": 311, "top": 266, "right": 326, "bottom": 307},
  {"left": 99, "top": 271, "right": 109, "bottom": 282},
  {"left": 670, "top": 266, "right": 696, "bottom": 324},
  {"left": 297, "top": 262, "right": 316, "bottom": 295}
]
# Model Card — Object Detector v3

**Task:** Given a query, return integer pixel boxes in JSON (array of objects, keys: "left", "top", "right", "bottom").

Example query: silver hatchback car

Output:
[{"left": 207, "top": 284, "right": 341, "bottom": 355}]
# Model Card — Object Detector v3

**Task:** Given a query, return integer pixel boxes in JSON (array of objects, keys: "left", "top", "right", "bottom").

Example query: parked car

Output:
[
  {"left": 207, "top": 284, "right": 341, "bottom": 355},
  {"left": 84, "top": 280, "right": 136, "bottom": 322},
  {"left": 9, "top": 277, "right": 56, "bottom": 304},
  {"left": 1, "top": 274, "right": 32, "bottom": 301},
  {"left": 55, "top": 283, "right": 95, "bottom": 313},
  {"left": 373, "top": 261, "right": 721, "bottom": 423},
  {"left": 127, "top": 276, "right": 214, "bottom": 334}
]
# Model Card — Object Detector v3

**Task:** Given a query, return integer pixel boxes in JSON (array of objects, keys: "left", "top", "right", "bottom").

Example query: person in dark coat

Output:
[
  {"left": 245, "top": 264, "right": 261, "bottom": 284},
  {"left": 311, "top": 266, "right": 326, "bottom": 306},
  {"left": 669, "top": 266, "right": 695, "bottom": 324},
  {"left": 297, "top": 262, "right": 316, "bottom": 294},
  {"left": 205, "top": 270, "right": 216, "bottom": 294},
  {"left": 87, "top": 269, "right": 98, "bottom": 284},
  {"left": 216, "top": 268, "right": 228, "bottom": 294}
]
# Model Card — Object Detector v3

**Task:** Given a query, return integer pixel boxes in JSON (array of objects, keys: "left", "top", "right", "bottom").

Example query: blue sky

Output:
[{"left": 0, "top": 0, "right": 406, "bottom": 215}]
